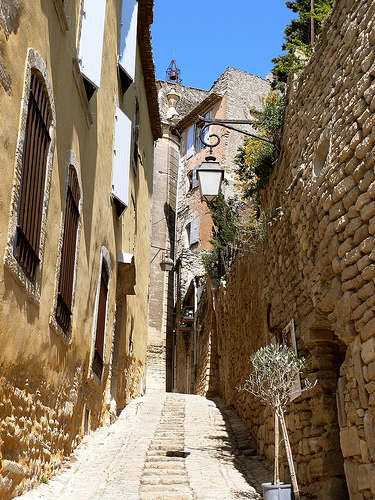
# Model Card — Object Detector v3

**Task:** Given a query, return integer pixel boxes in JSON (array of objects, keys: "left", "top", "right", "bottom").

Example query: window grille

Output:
[
  {"left": 56, "top": 167, "right": 80, "bottom": 333},
  {"left": 15, "top": 73, "right": 51, "bottom": 282},
  {"left": 92, "top": 261, "right": 109, "bottom": 378}
]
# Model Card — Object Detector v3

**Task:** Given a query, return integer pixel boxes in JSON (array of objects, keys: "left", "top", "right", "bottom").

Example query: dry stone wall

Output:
[{"left": 196, "top": 1, "right": 375, "bottom": 499}]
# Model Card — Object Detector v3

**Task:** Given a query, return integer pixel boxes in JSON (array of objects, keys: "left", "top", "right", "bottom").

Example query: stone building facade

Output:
[
  {"left": 173, "top": 69, "right": 270, "bottom": 393},
  {"left": 0, "top": 0, "right": 160, "bottom": 497},
  {"left": 148, "top": 69, "right": 270, "bottom": 393},
  {"left": 189, "top": 0, "right": 375, "bottom": 498}
]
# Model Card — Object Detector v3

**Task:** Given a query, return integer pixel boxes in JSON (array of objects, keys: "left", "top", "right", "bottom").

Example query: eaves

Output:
[
  {"left": 174, "top": 93, "right": 222, "bottom": 133},
  {"left": 137, "top": 0, "right": 162, "bottom": 140}
]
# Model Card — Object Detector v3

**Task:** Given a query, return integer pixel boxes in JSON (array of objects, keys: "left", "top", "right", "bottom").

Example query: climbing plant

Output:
[{"left": 234, "top": 91, "right": 285, "bottom": 201}]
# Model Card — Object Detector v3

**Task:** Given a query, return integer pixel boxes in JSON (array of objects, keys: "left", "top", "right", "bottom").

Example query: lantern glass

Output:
[{"left": 196, "top": 160, "right": 224, "bottom": 202}]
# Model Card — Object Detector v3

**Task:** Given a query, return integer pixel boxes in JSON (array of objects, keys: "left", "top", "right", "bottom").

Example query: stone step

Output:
[
  {"left": 143, "top": 467, "right": 187, "bottom": 476},
  {"left": 141, "top": 475, "right": 189, "bottom": 485},
  {"left": 139, "top": 492, "right": 193, "bottom": 500},
  {"left": 144, "top": 461, "right": 185, "bottom": 469},
  {"left": 139, "top": 483, "right": 192, "bottom": 493}
]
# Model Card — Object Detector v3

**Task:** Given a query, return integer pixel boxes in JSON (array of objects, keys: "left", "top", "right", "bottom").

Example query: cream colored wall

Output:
[{"left": 0, "top": 0, "right": 155, "bottom": 496}]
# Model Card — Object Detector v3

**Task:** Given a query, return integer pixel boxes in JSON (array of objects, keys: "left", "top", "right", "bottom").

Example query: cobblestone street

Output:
[{"left": 20, "top": 394, "right": 272, "bottom": 500}]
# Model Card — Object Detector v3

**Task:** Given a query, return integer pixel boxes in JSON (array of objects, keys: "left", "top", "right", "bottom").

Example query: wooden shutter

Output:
[
  {"left": 79, "top": 0, "right": 107, "bottom": 88},
  {"left": 189, "top": 218, "right": 200, "bottom": 245},
  {"left": 93, "top": 262, "right": 109, "bottom": 378},
  {"left": 112, "top": 106, "right": 132, "bottom": 212},
  {"left": 187, "top": 125, "right": 194, "bottom": 159},
  {"left": 16, "top": 73, "right": 51, "bottom": 281},
  {"left": 118, "top": 0, "right": 138, "bottom": 81},
  {"left": 56, "top": 167, "right": 80, "bottom": 333}
]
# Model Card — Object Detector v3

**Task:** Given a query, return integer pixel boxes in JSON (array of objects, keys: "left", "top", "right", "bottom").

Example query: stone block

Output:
[
  {"left": 364, "top": 408, "right": 375, "bottom": 461},
  {"left": 353, "top": 224, "right": 370, "bottom": 246},
  {"left": 344, "top": 459, "right": 358, "bottom": 499},
  {"left": 354, "top": 352, "right": 369, "bottom": 409},
  {"left": 340, "top": 426, "right": 361, "bottom": 457},
  {"left": 366, "top": 463, "right": 375, "bottom": 494},
  {"left": 361, "top": 338, "right": 375, "bottom": 365},
  {"left": 360, "top": 236, "right": 374, "bottom": 253},
  {"left": 360, "top": 316, "right": 375, "bottom": 342},
  {"left": 357, "top": 464, "right": 371, "bottom": 491},
  {"left": 361, "top": 264, "right": 375, "bottom": 281},
  {"left": 368, "top": 360, "right": 375, "bottom": 381}
]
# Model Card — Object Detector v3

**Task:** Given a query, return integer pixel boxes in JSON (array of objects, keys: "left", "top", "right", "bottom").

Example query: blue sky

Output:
[{"left": 151, "top": 0, "right": 294, "bottom": 90}]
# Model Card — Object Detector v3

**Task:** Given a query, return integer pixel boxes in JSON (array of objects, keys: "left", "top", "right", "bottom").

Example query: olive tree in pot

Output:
[{"left": 240, "top": 343, "right": 313, "bottom": 500}]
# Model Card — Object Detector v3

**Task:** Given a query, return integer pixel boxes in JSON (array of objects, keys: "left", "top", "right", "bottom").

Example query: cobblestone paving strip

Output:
[
  {"left": 139, "top": 394, "right": 193, "bottom": 500},
  {"left": 20, "top": 393, "right": 271, "bottom": 500}
]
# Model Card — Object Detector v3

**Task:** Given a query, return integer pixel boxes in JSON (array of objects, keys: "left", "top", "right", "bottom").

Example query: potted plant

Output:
[{"left": 240, "top": 343, "right": 312, "bottom": 500}]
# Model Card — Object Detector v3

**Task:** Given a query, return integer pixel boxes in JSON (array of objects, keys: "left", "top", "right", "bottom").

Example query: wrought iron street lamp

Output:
[{"left": 196, "top": 116, "right": 278, "bottom": 203}]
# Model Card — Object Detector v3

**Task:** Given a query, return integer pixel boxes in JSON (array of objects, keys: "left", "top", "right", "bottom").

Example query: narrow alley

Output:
[{"left": 20, "top": 394, "right": 272, "bottom": 500}]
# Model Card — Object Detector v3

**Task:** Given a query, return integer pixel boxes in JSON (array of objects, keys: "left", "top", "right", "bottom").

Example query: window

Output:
[
  {"left": 186, "top": 218, "right": 200, "bottom": 247},
  {"left": 186, "top": 125, "right": 194, "bottom": 159},
  {"left": 195, "top": 111, "right": 211, "bottom": 153},
  {"left": 118, "top": 0, "right": 138, "bottom": 94},
  {"left": 93, "top": 260, "right": 109, "bottom": 378},
  {"left": 5, "top": 49, "right": 56, "bottom": 304},
  {"left": 56, "top": 167, "right": 81, "bottom": 333},
  {"left": 15, "top": 73, "right": 51, "bottom": 282},
  {"left": 187, "top": 167, "right": 199, "bottom": 192}
]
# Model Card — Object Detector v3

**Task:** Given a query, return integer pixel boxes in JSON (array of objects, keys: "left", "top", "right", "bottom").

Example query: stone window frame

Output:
[
  {"left": 50, "top": 151, "right": 83, "bottom": 345},
  {"left": 89, "top": 246, "right": 113, "bottom": 382},
  {"left": 4, "top": 48, "right": 56, "bottom": 306}
]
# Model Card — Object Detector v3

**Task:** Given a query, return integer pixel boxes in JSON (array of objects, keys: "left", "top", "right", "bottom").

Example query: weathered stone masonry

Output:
[{"left": 195, "top": 1, "right": 375, "bottom": 499}]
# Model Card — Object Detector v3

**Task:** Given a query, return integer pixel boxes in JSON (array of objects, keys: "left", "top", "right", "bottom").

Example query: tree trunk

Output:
[
  {"left": 274, "top": 408, "right": 280, "bottom": 484},
  {"left": 279, "top": 410, "right": 300, "bottom": 500}
]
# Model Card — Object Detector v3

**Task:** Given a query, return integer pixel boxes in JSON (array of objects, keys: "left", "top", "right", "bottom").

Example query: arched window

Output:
[
  {"left": 15, "top": 73, "right": 52, "bottom": 281},
  {"left": 5, "top": 49, "right": 56, "bottom": 305}
]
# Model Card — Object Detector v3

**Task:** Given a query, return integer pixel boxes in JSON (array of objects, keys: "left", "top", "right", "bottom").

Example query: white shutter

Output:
[
  {"left": 189, "top": 218, "right": 200, "bottom": 245},
  {"left": 112, "top": 105, "right": 132, "bottom": 209},
  {"left": 79, "top": 0, "right": 107, "bottom": 88},
  {"left": 118, "top": 0, "right": 138, "bottom": 82},
  {"left": 187, "top": 125, "right": 194, "bottom": 159}
]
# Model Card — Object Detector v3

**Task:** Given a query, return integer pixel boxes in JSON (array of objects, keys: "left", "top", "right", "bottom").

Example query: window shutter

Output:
[
  {"left": 187, "top": 125, "right": 194, "bottom": 159},
  {"left": 78, "top": 0, "right": 107, "bottom": 88},
  {"left": 56, "top": 168, "right": 80, "bottom": 333},
  {"left": 189, "top": 218, "right": 200, "bottom": 245},
  {"left": 16, "top": 73, "right": 51, "bottom": 281},
  {"left": 118, "top": 0, "right": 138, "bottom": 82},
  {"left": 192, "top": 167, "right": 199, "bottom": 189},
  {"left": 112, "top": 105, "right": 132, "bottom": 215}
]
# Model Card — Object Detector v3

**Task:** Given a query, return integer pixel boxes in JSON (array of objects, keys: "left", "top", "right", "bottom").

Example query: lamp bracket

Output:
[{"left": 198, "top": 115, "right": 279, "bottom": 150}]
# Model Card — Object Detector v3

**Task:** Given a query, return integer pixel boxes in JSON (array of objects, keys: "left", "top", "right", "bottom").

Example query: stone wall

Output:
[{"left": 194, "top": 0, "right": 375, "bottom": 498}]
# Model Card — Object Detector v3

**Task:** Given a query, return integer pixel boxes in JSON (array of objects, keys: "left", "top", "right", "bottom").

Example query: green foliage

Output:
[
  {"left": 235, "top": 91, "right": 285, "bottom": 199},
  {"left": 42, "top": 476, "right": 49, "bottom": 484},
  {"left": 271, "top": 0, "right": 335, "bottom": 88},
  {"left": 240, "top": 344, "right": 306, "bottom": 410}
]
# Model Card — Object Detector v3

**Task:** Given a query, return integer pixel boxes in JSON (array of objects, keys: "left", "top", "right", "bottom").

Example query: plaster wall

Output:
[{"left": 0, "top": 0, "right": 156, "bottom": 497}]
